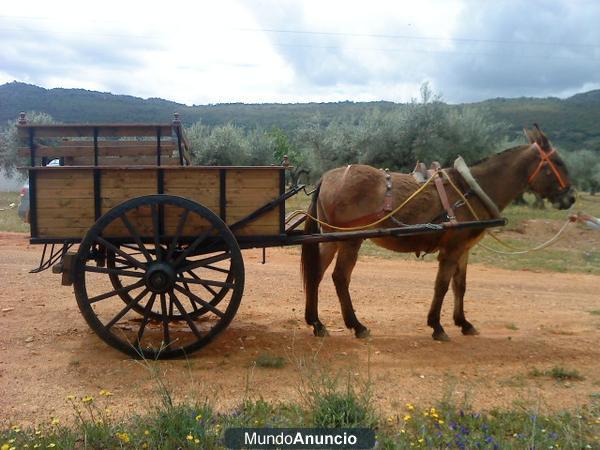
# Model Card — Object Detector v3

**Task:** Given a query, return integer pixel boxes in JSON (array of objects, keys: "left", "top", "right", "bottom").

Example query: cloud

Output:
[{"left": 434, "top": 0, "right": 600, "bottom": 101}]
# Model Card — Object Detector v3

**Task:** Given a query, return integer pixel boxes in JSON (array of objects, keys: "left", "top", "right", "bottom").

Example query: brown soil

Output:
[{"left": 0, "top": 232, "right": 598, "bottom": 426}]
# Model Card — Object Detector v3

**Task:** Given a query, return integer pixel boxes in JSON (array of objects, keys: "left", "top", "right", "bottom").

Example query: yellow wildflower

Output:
[
  {"left": 116, "top": 432, "right": 130, "bottom": 443},
  {"left": 11, "top": 426, "right": 20, "bottom": 432},
  {"left": 405, "top": 403, "right": 415, "bottom": 411},
  {"left": 66, "top": 394, "right": 75, "bottom": 401},
  {"left": 144, "top": 430, "right": 150, "bottom": 436},
  {"left": 142, "top": 444, "right": 148, "bottom": 449},
  {"left": 186, "top": 434, "right": 194, "bottom": 441},
  {"left": 47, "top": 444, "right": 56, "bottom": 448},
  {"left": 33, "top": 445, "right": 41, "bottom": 449},
  {"left": 195, "top": 414, "right": 203, "bottom": 421},
  {"left": 82, "top": 396, "right": 94, "bottom": 404},
  {"left": 51, "top": 418, "right": 60, "bottom": 426},
  {"left": 438, "top": 419, "right": 445, "bottom": 425},
  {"left": 403, "top": 414, "right": 412, "bottom": 421},
  {"left": 1, "top": 444, "right": 9, "bottom": 450},
  {"left": 194, "top": 438, "right": 200, "bottom": 444},
  {"left": 423, "top": 411, "right": 429, "bottom": 417},
  {"left": 99, "top": 389, "right": 113, "bottom": 397}
]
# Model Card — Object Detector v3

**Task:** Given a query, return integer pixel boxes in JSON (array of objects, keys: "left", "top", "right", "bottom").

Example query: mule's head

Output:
[{"left": 524, "top": 124, "right": 576, "bottom": 209}]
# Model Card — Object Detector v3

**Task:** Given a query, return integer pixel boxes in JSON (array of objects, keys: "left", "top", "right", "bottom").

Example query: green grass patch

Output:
[
  {"left": 0, "top": 191, "right": 28, "bottom": 233},
  {"left": 530, "top": 366, "right": 585, "bottom": 381},
  {"left": 254, "top": 353, "right": 286, "bottom": 369},
  {"left": 505, "top": 323, "right": 519, "bottom": 331},
  {"left": 589, "top": 309, "right": 600, "bottom": 316}
]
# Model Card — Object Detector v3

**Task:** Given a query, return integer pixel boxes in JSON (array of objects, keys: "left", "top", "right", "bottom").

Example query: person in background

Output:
[{"left": 570, "top": 212, "right": 600, "bottom": 230}]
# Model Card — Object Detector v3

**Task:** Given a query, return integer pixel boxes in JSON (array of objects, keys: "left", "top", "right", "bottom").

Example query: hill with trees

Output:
[{"left": 2, "top": 81, "right": 599, "bottom": 152}]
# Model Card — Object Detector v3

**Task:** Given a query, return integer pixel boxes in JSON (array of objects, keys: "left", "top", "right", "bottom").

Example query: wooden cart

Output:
[{"left": 19, "top": 114, "right": 506, "bottom": 359}]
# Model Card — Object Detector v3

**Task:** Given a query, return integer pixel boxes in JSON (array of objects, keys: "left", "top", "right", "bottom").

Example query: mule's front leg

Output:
[
  {"left": 427, "top": 256, "right": 458, "bottom": 341},
  {"left": 451, "top": 252, "right": 479, "bottom": 336}
]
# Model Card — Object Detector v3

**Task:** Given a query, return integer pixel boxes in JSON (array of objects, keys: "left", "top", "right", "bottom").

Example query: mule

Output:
[{"left": 301, "top": 125, "right": 576, "bottom": 341}]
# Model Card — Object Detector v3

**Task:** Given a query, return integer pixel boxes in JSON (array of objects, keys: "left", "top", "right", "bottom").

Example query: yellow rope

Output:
[{"left": 285, "top": 174, "right": 438, "bottom": 231}]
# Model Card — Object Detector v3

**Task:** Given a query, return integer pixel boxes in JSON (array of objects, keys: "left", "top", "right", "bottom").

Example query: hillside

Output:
[{"left": 1, "top": 81, "right": 599, "bottom": 151}]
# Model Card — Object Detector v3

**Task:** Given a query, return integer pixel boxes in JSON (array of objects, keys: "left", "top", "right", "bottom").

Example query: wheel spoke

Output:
[
  {"left": 167, "top": 209, "right": 189, "bottom": 261},
  {"left": 88, "top": 279, "right": 145, "bottom": 304},
  {"left": 179, "top": 276, "right": 234, "bottom": 289},
  {"left": 172, "top": 227, "right": 216, "bottom": 267},
  {"left": 137, "top": 293, "right": 157, "bottom": 344},
  {"left": 160, "top": 293, "right": 170, "bottom": 346},
  {"left": 173, "top": 284, "right": 225, "bottom": 318},
  {"left": 95, "top": 236, "right": 146, "bottom": 270},
  {"left": 151, "top": 204, "right": 163, "bottom": 262},
  {"left": 119, "top": 215, "right": 153, "bottom": 262},
  {"left": 203, "top": 264, "right": 230, "bottom": 274},
  {"left": 176, "top": 252, "right": 231, "bottom": 273},
  {"left": 187, "top": 270, "right": 219, "bottom": 297},
  {"left": 84, "top": 265, "right": 144, "bottom": 278},
  {"left": 181, "top": 279, "right": 199, "bottom": 313},
  {"left": 105, "top": 288, "right": 149, "bottom": 330},
  {"left": 170, "top": 292, "right": 203, "bottom": 339}
]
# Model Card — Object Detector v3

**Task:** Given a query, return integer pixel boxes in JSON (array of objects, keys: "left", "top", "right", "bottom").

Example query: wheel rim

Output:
[{"left": 73, "top": 195, "right": 244, "bottom": 359}]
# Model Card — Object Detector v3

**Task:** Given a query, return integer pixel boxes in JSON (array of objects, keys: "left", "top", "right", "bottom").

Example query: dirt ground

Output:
[{"left": 0, "top": 231, "right": 598, "bottom": 427}]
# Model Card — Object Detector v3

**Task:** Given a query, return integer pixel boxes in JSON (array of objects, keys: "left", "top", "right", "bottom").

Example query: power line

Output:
[{"left": 236, "top": 27, "right": 600, "bottom": 50}]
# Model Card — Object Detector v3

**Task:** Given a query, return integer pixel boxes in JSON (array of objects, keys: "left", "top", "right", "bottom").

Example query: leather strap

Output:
[{"left": 433, "top": 172, "right": 456, "bottom": 223}]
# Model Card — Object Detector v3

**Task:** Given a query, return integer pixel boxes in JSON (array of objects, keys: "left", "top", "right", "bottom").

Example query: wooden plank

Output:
[
  {"left": 101, "top": 170, "right": 157, "bottom": 188},
  {"left": 19, "top": 142, "right": 176, "bottom": 158},
  {"left": 37, "top": 227, "right": 90, "bottom": 238},
  {"left": 35, "top": 217, "right": 95, "bottom": 228},
  {"left": 37, "top": 208, "right": 94, "bottom": 219},
  {"left": 18, "top": 124, "right": 172, "bottom": 139},
  {"left": 68, "top": 156, "right": 179, "bottom": 166},
  {"left": 34, "top": 198, "right": 94, "bottom": 209}
]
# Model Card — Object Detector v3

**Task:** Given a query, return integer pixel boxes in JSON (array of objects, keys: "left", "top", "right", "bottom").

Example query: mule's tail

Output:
[{"left": 301, "top": 181, "right": 322, "bottom": 324}]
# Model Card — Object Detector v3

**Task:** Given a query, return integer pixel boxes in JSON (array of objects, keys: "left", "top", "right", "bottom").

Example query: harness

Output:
[
  {"left": 527, "top": 142, "right": 567, "bottom": 189},
  {"left": 327, "top": 142, "right": 568, "bottom": 229}
]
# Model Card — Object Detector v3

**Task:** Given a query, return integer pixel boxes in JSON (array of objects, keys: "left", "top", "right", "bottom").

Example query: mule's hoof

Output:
[
  {"left": 432, "top": 330, "right": 450, "bottom": 342},
  {"left": 462, "top": 325, "right": 480, "bottom": 336},
  {"left": 313, "top": 324, "right": 329, "bottom": 337},
  {"left": 355, "top": 327, "right": 371, "bottom": 339}
]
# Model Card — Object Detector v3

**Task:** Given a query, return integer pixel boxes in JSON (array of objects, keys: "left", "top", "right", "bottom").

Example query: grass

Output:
[
  {"left": 253, "top": 352, "right": 286, "bottom": 369},
  {"left": 589, "top": 309, "right": 600, "bottom": 316},
  {"left": 529, "top": 366, "right": 586, "bottom": 381},
  {"left": 1, "top": 368, "right": 598, "bottom": 450},
  {"left": 505, "top": 323, "right": 519, "bottom": 331},
  {"left": 0, "top": 192, "right": 28, "bottom": 233}
]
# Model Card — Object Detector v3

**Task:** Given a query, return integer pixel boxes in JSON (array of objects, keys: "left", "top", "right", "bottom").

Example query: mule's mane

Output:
[{"left": 469, "top": 145, "right": 525, "bottom": 167}]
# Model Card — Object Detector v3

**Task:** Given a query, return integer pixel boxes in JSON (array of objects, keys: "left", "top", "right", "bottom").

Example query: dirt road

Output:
[{"left": 1, "top": 232, "right": 598, "bottom": 426}]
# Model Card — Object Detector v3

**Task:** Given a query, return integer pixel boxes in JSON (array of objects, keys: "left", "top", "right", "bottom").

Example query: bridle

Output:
[{"left": 527, "top": 142, "right": 568, "bottom": 190}]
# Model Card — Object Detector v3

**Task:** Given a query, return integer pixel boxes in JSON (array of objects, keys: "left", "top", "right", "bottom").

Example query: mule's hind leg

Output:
[
  {"left": 452, "top": 252, "right": 479, "bottom": 336},
  {"left": 305, "top": 242, "right": 337, "bottom": 337},
  {"left": 427, "top": 253, "right": 458, "bottom": 341},
  {"left": 331, "top": 240, "right": 369, "bottom": 338}
]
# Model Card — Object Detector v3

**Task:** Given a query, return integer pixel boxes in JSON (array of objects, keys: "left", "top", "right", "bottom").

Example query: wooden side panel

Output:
[
  {"left": 163, "top": 169, "right": 221, "bottom": 236},
  {"left": 101, "top": 169, "right": 157, "bottom": 237},
  {"left": 36, "top": 170, "right": 94, "bottom": 238},
  {"left": 226, "top": 168, "right": 280, "bottom": 235}
]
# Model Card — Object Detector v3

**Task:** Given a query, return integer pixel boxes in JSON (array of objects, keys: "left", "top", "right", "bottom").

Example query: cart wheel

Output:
[
  {"left": 106, "top": 248, "right": 234, "bottom": 320},
  {"left": 72, "top": 195, "right": 244, "bottom": 359}
]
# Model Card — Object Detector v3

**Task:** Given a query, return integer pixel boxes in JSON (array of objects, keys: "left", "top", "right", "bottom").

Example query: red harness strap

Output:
[{"left": 527, "top": 142, "right": 567, "bottom": 189}]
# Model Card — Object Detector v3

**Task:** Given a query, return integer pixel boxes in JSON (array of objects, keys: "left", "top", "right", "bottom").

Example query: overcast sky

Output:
[{"left": 1, "top": 0, "right": 599, "bottom": 105}]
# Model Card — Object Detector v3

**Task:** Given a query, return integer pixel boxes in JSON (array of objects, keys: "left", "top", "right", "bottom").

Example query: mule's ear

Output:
[
  {"left": 532, "top": 123, "right": 552, "bottom": 151},
  {"left": 523, "top": 128, "right": 535, "bottom": 144}
]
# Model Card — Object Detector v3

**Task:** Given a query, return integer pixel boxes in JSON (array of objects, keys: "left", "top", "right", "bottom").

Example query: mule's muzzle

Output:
[{"left": 551, "top": 186, "right": 576, "bottom": 210}]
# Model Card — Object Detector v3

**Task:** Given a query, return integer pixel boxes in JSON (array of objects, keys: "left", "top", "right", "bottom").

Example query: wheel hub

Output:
[{"left": 144, "top": 262, "right": 176, "bottom": 293}]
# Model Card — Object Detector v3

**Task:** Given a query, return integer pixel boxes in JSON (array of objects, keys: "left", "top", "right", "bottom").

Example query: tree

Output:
[{"left": 0, "top": 111, "right": 56, "bottom": 177}]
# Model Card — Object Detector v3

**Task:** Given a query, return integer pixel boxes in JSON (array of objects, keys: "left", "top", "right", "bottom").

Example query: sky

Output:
[{"left": 1, "top": 0, "right": 599, "bottom": 105}]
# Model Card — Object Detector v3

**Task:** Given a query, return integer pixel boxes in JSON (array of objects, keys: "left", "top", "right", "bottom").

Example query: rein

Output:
[{"left": 528, "top": 142, "right": 567, "bottom": 189}]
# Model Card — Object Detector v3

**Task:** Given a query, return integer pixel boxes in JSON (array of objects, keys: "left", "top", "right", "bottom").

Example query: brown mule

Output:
[{"left": 301, "top": 125, "right": 576, "bottom": 341}]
